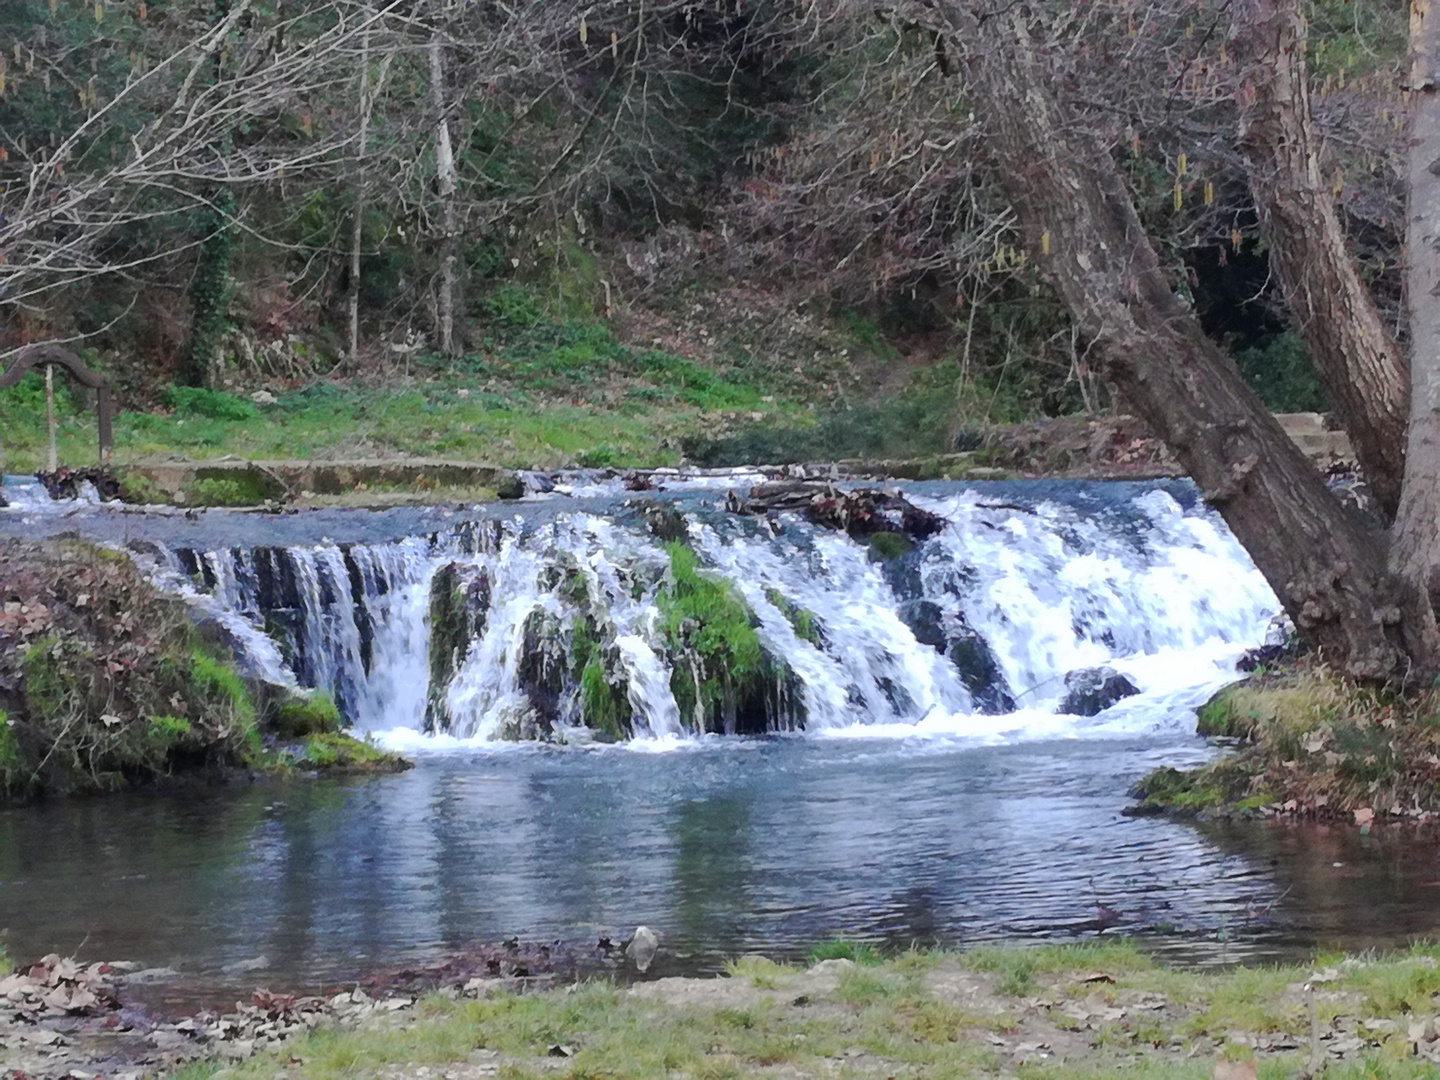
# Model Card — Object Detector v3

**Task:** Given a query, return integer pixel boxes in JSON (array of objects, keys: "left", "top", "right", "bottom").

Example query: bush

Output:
[
  {"left": 162, "top": 385, "right": 258, "bottom": 421},
  {"left": 1234, "top": 333, "right": 1329, "bottom": 413}
]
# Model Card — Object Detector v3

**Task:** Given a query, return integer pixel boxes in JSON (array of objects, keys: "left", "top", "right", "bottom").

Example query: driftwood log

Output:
[{"left": 727, "top": 481, "right": 946, "bottom": 542}]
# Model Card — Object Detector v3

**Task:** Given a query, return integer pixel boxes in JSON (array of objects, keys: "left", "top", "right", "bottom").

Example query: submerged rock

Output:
[
  {"left": 625, "top": 926, "right": 660, "bottom": 973},
  {"left": 1058, "top": 666, "right": 1139, "bottom": 716}
]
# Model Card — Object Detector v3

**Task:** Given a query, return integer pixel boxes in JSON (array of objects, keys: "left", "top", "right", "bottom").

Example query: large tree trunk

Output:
[
  {"left": 1232, "top": 0, "right": 1409, "bottom": 522},
  {"left": 1391, "top": 0, "right": 1440, "bottom": 671},
  {"left": 943, "top": 2, "right": 1419, "bottom": 681}
]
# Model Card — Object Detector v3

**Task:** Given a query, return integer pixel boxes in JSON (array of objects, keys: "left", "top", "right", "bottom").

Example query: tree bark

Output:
[
  {"left": 346, "top": 11, "right": 374, "bottom": 366},
  {"left": 429, "top": 28, "right": 459, "bottom": 358},
  {"left": 944, "top": 1, "right": 1418, "bottom": 681},
  {"left": 1390, "top": 0, "right": 1440, "bottom": 673},
  {"left": 1232, "top": 0, "right": 1409, "bottom": 522}
]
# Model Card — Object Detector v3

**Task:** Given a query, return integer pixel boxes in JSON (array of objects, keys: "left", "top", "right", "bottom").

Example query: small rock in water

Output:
[
  {"left": 625, "top": 926, "right": 660, "bottom": 973},
  {"left": 1057, "top": 666, "right": 1139, "bottom": 717}
]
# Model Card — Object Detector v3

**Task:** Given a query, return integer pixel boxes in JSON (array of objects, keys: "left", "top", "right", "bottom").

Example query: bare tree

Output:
[
  {"left": 1232, "top": 0, "right": 1410, "bottom": 520},
  {"left": 933, "top": 0, "right": 1429, "bottom": 680}
]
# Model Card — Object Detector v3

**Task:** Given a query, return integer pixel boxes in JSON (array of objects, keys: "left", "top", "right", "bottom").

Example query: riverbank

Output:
[
  {"left": 0, "top": 536, "right": 408, "bottom": 801},
  {"left": 12, "top": 941, "right": 1440, "bottom": 1078},
  {"left": 1128, "top": 660, "right": 1440, "bottom": 824}
]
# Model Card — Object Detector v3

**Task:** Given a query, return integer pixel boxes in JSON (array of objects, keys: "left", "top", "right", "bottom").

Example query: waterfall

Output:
[{"left": 132, "top": 481, "right": 1279, "bottom": 745}]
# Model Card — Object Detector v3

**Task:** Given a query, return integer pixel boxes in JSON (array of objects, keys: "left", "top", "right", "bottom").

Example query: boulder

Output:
[
  {"left": 625, "top": 926, "right": 660, "bottom": 973},
  {"left": 897, "top": 599, "right": 947, "bottom": 651},
  {"left": 1057, "top": 666, "right": 1139, "bottom": 716},
  {"left": 947, "top": 634, "right": 1016, "bottom": 715}
]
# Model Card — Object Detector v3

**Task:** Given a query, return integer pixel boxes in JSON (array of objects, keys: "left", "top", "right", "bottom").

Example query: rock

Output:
[
  {"left": 1057, "top": 667, "right": 1139, "bottom": 716},
  {"left": 625, "top": 926, "right": 660, "bottom": 973},
  {"left": 250, "top": 390, "right": 277, "bottom": 406},
  {"left": 897, "top": 599, "right": 947, "bottom": 651},
  {"left": 948, "top": 633, "right": 1017, "bottom": 714},
  {"left": 496, "top": 473, "right": 526, "bottom": 500}
]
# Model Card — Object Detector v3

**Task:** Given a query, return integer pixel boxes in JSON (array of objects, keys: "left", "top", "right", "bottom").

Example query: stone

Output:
[
  {"left": 897, "top": 599, "right": 947, "bottom": 651},
  {"left": 948, "top": 634, "right": 1017, "bottom": 715},
  {"left": 626, "top": 926, "right": 660, "bottom": 973},
  {"left": 250, "top": 390, "right": 278, "bottom": 407},
  {"left": 1057, "top": 666, "right": 1139, "bottom": 716}
]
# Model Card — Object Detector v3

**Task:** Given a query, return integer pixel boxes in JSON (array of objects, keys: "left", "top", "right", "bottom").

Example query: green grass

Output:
[
  {"left": 808, "top": 938, "right": 883, "bottom": 966},
  {"left": 190, "top": 943, "right": 1440, "bottom": 1080},
  {"left": 0, "top": 320, "right": 824, "bottom": 473}
]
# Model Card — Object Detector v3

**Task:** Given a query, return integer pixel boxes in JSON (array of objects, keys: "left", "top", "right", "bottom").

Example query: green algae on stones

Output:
[
  {"left": 424, "top": 562, "right": 492, "bottom": 733},
  {"left": 658, "top": 543, "right": 804, "bottom": 734}
]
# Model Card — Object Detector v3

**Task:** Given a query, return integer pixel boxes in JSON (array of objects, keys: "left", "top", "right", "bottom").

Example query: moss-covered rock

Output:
[
  {"left": 273, "top": 692, "right": 342, "bottom": 739},
  {"left": 571, "top": 617, "right": 633, "bottom": 740},
  {"left": 292, "top": 731, "right": 409, "bottom": 773},
  {"left": 424, "top": 562, "right": 491, "bottom": 733},
  {"left": 659, "top": 543, "right": 804, "bottom": 734}
]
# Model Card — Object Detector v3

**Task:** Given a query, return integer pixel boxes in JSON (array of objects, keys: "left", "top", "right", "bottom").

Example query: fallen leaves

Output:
[{"left": 0, "top": 955, "right": 118, "bottom": 1019}]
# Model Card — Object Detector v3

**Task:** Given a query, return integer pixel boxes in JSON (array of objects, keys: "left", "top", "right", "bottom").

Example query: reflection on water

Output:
[{"left": 3, "top": 735, "right": 1439, "bottom": 992}]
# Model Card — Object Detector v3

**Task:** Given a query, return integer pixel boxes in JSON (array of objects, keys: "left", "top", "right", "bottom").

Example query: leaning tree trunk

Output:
[
  {"left": 943, "top": 1, "right": 1421, "bottom": 681},
  {"left": 1232, "top": 0, "right": 1409, "bottom": 522},
  {"left": 1390, "top": 0, "right": 1440, "bottom": 673}
]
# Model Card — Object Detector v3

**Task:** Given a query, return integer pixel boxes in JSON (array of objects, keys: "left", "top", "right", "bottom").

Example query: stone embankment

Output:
[{"left": 111, "top": 412, "right": 1359, "bottom": 508}]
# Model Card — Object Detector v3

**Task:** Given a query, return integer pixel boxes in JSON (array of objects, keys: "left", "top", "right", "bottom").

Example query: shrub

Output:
[{"left": 162, "top": 385, "right": 258, "bottom": 421}]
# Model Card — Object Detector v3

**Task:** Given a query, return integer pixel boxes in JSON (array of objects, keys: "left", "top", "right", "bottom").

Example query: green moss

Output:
[
  {"left": 147, "top": 714, "right": 192, "bottom": 746},
  {"left": 1127, "top": 766, "right": 1231, "bottom": 814},
  {"left": 866, "top": 532, "right": 913, "bottom": 560},
  {"left": 0, "top": 709, "right": 28, "bottom": 794},
  {"left": 570, "top": 618, "right": 633, "bottom": 739},
  {"left": 186, "top": 473, "right": 269, "bottom": 507},
  {"left": 299, "top": 732, "right": 407, "bottom": 772},
  {"left": 659, "top": 544, "right": 763, "bottom": 676},
  {"left": 115, "top": 469, "right": 165, "bottom": 505},
  {"left": 274, "top": 693, "right": 342, "bottom": 739},
  {"left": 581, "top": 658, "right": 631, "bottom": 739},
  {"left": 764, "top": 587, "right": 823, "bottom": 645},
  {"left": 660, "top": 543, "right": 779, "bottom": 732}
]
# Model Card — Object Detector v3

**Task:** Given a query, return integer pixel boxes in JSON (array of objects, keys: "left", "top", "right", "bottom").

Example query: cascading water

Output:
[{"left": 128, "top": 480, "right": 1279, "bottom": 746}]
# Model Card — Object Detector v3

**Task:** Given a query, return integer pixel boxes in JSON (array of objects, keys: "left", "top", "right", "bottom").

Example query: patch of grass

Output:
[
  {"left": 809, "top": 938, "right": 883, "bottom": 966},
  {"left": 724, "top": 956, "right": 797, "bottom": 989},
  {"left": 203, "top": 944, "right": 1440, "bottom": 1080},
  {"left": 836, "top": 967, "right": 910, "bottom": 1004}
]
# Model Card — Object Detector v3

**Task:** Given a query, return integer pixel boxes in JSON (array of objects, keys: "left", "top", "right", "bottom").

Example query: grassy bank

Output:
[
  {"left": 161, "top": 942, "right": 1440, "bottom": 1079},
  {"left": 0, "top": 537, "right": 407, "bottom": 798},
  {"left": 0, "top": 319, "right": 963, "bottom": 474},
  {"left": 1129, "top": 662, "right": 1440, "bottom": 822}
]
